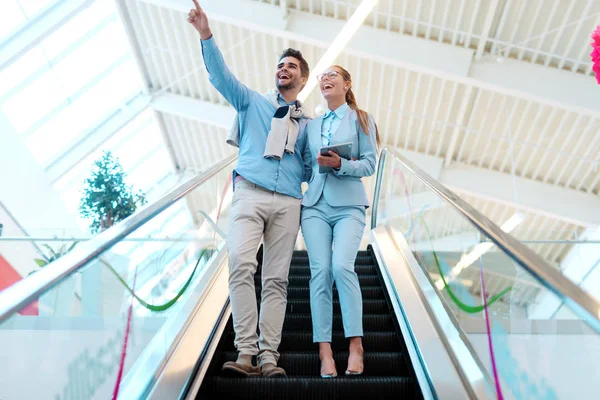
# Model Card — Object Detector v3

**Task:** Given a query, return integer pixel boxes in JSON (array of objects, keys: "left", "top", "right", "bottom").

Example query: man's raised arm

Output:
[{"left": 187, "top": 0, "right": 251, "bottom": 111}]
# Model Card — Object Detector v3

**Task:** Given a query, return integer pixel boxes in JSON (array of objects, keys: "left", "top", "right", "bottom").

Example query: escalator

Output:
[
  {"left": 197, "top": 248, "right": 422, "bottom": 399},
  {"left": 1, "top": 150, "right": 600, "bottom": 400}
]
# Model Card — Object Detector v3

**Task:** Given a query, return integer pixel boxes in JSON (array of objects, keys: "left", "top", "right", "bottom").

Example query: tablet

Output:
[{"left": 319, "top": 142, "right": 352, "bottom": 173}]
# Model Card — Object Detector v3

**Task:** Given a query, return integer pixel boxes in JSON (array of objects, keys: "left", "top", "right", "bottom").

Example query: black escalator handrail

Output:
[
  {"left": 0, "top": 155, "right": 237, "bottom": 324},
  {"left": 373, "top": 147, "right": 600, "bottom": 333}
]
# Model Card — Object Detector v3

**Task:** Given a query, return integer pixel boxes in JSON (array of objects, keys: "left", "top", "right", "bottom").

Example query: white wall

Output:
[
  {"left": 0, "top": 111, "right": 83, "bottom": 277},
  {"left": 0, "top": 112, "right": 82, "bottom": 236},
  {"left": 0, "top": 316, "right": 164, "bottom": 400},
  {"left": 468, "top": 332, "right": 600, "bottom": 400}
]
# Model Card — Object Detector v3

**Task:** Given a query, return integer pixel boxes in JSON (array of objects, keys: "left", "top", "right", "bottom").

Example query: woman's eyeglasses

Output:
[{"left": 316, "top": 71, "right": 340, "bottom": 81}]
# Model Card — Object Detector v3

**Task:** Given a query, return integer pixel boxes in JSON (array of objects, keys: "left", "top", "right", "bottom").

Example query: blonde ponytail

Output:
[{"left": 333, "top": 65, "right": 381, "bottom": 148}]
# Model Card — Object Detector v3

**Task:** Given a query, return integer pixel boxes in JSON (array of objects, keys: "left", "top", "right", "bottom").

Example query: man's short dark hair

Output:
[{"left": 279, "top": 48, "right": 310, "bottom": 79}]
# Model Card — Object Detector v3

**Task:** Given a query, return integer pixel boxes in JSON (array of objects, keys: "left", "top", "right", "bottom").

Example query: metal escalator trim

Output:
[
  {"left": 370, "top": 235, "right": 437, "bottom": 400},
  {"left": 0, "top": 155, "right": 237, "bottom": 323},
  {"left": 386, "top": 225, "right": 496, "bottom": 396},
  {"left": 371, "top": 227, "right": 491, "bottom": 399},
  {"left": 370, "top": 148, "right": 387, "bottom": 230},
  {"left": 374, "top": 148, "right": 600, "bottom": 333},
  {"left": 180, "top": 300, "right": 231, "bottom": 400}
]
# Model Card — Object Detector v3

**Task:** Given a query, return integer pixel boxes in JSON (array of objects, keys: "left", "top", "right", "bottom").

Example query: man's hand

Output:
[
  {"left": 187, "top": 0, "right": 212, "bottom": 40},
  {"left": 317, "top": 151, "right": 342, "bottom": 169}
]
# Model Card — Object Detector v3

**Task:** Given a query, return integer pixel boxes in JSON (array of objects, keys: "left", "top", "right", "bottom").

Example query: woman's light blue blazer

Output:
[{"left": 302, "top": 109, "right": 378, "bottom": 208}]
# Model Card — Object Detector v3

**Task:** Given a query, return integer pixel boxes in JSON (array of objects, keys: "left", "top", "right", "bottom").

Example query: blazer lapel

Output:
[{"left": 310, "top": 116, "right": 324, "bottom": 154}]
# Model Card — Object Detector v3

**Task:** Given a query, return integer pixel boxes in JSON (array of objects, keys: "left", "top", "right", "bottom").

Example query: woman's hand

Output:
[{"left": 317, "top": 151, "right": 342, "bottom": 169}]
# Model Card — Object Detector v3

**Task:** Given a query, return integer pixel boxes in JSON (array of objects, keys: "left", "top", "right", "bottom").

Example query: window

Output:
[
  {"left": 0, "top": 1, "right": 29, "bottom": 40},
  {"left": 1, "top": 0, "right": 179, "bottom": 243},
  {"left": 17, "top": 0, "right": 57, "bottom": 17},
  {"left": 0, "top": 0, "right": 61, "bottom": 40},
  {"left": 0, "top": 0, "right": 143, "bottom": 167}
]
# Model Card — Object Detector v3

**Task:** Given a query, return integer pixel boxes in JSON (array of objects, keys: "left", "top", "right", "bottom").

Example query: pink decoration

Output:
[
  {"left": 593, "top": 26, "right": 600, "bottom": 46},
  {"left": 591, "top": 26, "right": 600, "bottom": 84}
]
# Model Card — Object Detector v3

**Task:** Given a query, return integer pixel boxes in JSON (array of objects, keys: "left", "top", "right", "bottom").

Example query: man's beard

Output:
[{"left": 276, "top": 78, "right": 296, "bottom": 91}]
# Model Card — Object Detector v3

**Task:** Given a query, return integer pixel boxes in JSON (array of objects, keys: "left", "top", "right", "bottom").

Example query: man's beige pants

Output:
[{"left": 227, "top": 180, "right": 301, "bottom": 366}]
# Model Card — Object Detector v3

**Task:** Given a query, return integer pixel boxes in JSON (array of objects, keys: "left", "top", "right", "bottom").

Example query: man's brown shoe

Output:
[
  {"left": 222, "top": 361, "right": 260, "bottom": 377},
  {"left": 261, "top": 362, "right": 286, "bottom": 377}
]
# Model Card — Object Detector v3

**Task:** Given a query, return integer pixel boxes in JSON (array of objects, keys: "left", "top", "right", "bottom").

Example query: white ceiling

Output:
[{"left": 116, "top": 0, "right": 600, "bottom": 272}]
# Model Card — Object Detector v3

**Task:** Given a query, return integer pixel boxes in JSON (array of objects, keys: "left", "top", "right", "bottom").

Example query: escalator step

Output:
[
  {"left": 223, "top": 314, "right": 393, "bottom": 334},
  {"left": 269, "top": 286, "right": 384, "bottom": 300},
  {"left": 223, "top": 332, "right": 401, "bottom": 351},
  {"left": 284, "top": 299, "right": 389, "bottom": 315},
  {"left": 291, "top": 250, "right": 371, "bottom": 258},
  {"left": 290, "top": 256, "right": 373, "bottom": 266},
  {"left": 206, "top": 376, "right": 416, "bottom": 400},
  {"left": 282, "top": 314, "right": 394, "bottom": 332},
  {"left": 288, "top": 265, "right": 376, "bottom": 276},
  {"left": 255, "top": 274, "right": 380, "bottom": 287},
  {"left": 219, "top": 351, "right": 410, "bottom": 377}
]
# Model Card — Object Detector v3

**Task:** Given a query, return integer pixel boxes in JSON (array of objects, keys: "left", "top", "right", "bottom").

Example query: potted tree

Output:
[
  {"left": 79, "top": 151, "right": 147, "bottom": 234},
  {"left": 78, "top": 151, "right": 147, "bottom": 316}
]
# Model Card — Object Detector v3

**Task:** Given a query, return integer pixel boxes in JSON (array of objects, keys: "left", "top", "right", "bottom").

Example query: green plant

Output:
[
  {"left": 79, "top": 151, "right": 147, "bottom": 234},
  {"left": 33, "top": 242, "right": 79, "bottom": 270}
]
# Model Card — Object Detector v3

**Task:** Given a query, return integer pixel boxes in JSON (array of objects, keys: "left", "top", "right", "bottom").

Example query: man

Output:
[{"left": 187, "top": 1, "right": 312, "bottom": 378}]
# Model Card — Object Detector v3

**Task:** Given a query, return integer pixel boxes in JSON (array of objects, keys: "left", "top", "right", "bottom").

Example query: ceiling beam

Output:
[
  {"left": 441, "top": 165, "right": 600, "bottom": 228},
  {"left": 475, "top": 0, "right": 501, "bottom": 59},
  {"left": 140, "top": 0, "right": 600, "bottom": 117},
  {"left": 444, "top": 86, "right": 474, "bottom": 167},
  {"left": 141, "top": 0, "right": 471, "bottom": 75},
  {"left": 150, "top": 92, "right": 600, "bottom": 227},
  {"left": 151, "top": 92, "right": 235, "bottom": 128},
  {"left": 468, "top": 57, "right": 599, "bottom": 117},
  {"left": 115, "top": 0, "right": 153, "bottom": 93}
]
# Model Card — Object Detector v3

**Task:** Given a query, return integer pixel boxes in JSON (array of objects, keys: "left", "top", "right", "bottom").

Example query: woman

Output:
[{"left": 301, "top": 65, "right": 380, "bottom": 378}]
